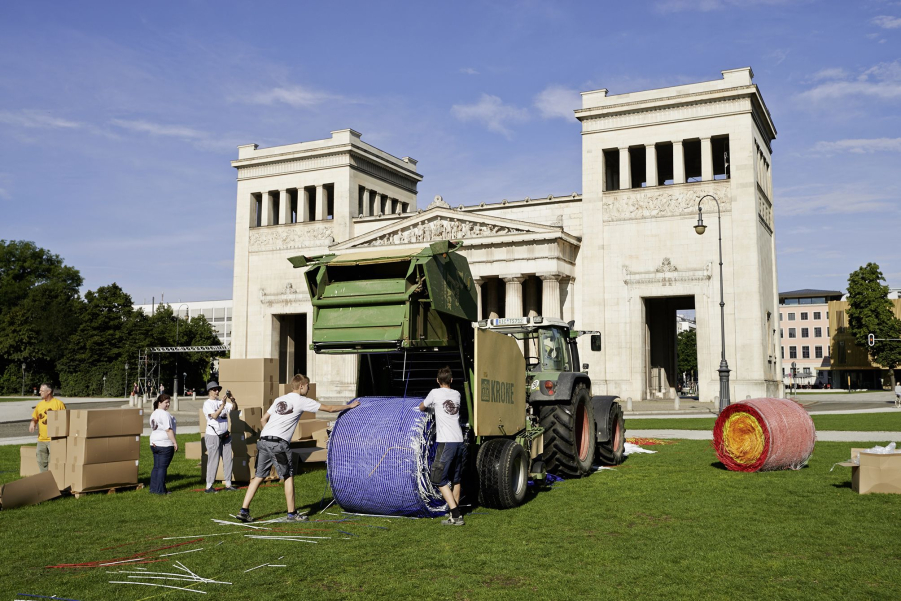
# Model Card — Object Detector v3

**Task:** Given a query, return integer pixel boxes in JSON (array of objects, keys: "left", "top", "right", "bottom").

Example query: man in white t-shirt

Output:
[
  {"left": 419, "top": 366, "right": 466, "bottom": 526},
  {"left": 203, "top": 381, "right": 238, "bottom": 493},
  {"left": 237, "top": 373, "right": 360, "bottom": 523},
  {"left": 895, "top": 382, "right": 901, "bottom": 408}
]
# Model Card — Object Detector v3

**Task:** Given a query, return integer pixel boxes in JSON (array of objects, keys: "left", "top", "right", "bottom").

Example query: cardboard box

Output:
[
  {"left": 185, "top": 441, "right": 203, "bottom": 460},
  {"left": 292, "top": 419, "right": 328, "bottom": 441},
  {"left": 48, "top": 460, "right": 68, "bottom": 491},
  {"left": 69, "top": 408, "right": 143, "bottom": 439},
  {"left": 218, "top": 358, "right": 278, "bottom": 383},
  {"left": 278, "top": 382, "right": 317, "bottom": 400},
  {"left": 201, "top": 457, "right": 251, "bottom": 482},
  {"left": 69, "top": 460, "right": 139, "bottom": 493},
  {"left": 49, "top": 438, "right": 67, "bottom": 463},
  {"left": 840, "top": 450, "right": 901, "bottom": 495},
  {"left": 220, "top": 382, "right": 279, "bottom": 410},
  {"left": 47, "top": 410, "right": 69, "bottom": 438},
  {"left": 296, "top": 446, "right": 328, "bottom": 463},
  {"left": 20, "top": 446, "right": 39, "bottom": 477},
  {"left": 313, "top": 427, "right": 329, "bottom": 446},
  {"left": 68, "top": 435, "right": 141, "bottom": 465},
  {"left": 229, "top": 407, "right": 262, "bottom": 439},
  {"left": 0, "top": 471, "right": 61, "bottom": 509}
]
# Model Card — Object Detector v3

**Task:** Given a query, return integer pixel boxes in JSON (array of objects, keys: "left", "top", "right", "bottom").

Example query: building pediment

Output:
[{"left": 333, "top": 207, "right": 568, "bottom": 250}]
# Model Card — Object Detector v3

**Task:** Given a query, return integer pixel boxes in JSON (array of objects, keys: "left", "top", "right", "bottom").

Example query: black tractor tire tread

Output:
[
  {"left": 476, "top": 439, "right": 529, "bottom": 509},
  {"left": 596, "top": 402, "right": 626, "bottom": 466},
  {"left": 539, "top": 384, "right": 595, "bottom": 478}
]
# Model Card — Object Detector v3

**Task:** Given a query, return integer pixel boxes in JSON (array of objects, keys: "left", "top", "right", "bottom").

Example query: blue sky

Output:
[{"left": 0, "top": 1, "right": 899, "bottom": 304}]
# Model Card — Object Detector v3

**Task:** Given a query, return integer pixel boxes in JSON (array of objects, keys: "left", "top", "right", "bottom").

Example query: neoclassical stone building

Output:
[{"left": 230, "top": 67, "right": 783, "bottom": 402}]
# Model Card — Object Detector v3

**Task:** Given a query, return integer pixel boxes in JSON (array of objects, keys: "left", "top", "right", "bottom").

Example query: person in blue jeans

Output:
[{"left": 149, "top": 394, "right": 178, "bottom": 495}]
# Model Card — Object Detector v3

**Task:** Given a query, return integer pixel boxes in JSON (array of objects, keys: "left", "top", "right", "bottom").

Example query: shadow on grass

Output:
[{"left": 831, "top": 481, "right": 852, "bottom": 490}]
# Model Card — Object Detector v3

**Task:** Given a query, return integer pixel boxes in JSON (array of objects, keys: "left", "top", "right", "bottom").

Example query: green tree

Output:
[
  {"left": 847, "top": 263, "right": 901, "bottom": 388},
  {"left": 0, "top": 241, "right": 83, "bottom": 393},
  {"left": 677, "top": 329, "right": 698, "bottom": 383}
]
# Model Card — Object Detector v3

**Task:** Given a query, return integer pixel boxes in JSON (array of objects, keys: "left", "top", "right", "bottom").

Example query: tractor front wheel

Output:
[
  {"left": 539, "top": 385, "right": 596, "bottom": 477},
  {"left": 476, "top": 439, "right": 529, "bottom": 509}
]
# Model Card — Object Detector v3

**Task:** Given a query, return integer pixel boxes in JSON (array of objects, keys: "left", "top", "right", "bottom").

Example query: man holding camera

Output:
[{"left": 203, "top": 381, "right": 238, "bottom": 493}]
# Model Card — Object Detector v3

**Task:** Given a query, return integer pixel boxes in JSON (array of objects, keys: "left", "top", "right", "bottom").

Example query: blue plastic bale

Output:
[{"left": 327, "top": 396, "right": 447, "bottom": 517}]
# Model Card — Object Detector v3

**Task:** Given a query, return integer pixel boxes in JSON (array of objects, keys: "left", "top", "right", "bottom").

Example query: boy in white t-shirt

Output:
[
  {"left": 237, "top": 374, "right": 360, "bottom": 523},
  {"left": 419, "top": 366, "right": 466, "bottom": 526}
]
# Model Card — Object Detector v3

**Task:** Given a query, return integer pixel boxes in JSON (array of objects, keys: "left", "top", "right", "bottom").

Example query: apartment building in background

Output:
[
  {"left": 134, "top": 299, "right": 233, "bottom": 347},
  {"left": 778, "top": 289, "right": 842, "bottom": 387}
]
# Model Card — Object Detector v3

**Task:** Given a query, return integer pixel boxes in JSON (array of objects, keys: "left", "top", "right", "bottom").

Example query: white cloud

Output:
[
  {"left": 872, "top": 15, "right": 901, "bottom": 29},
  {"left": 655, "top": 0, "right": 797, "bottom": 13},
  {"left": 777, "top": 187, "right": 897, "bottom": 216},
  {"left": 110, "top": 119, "right": 206, "bottom": 139},
  {"left": 534, "top": 85, "right": 580, "bottom": 120},
  {"left": 460, "top": 68, "right": 479, "bottom": 75},
  {"left": 244, "top": 85, "right": 340, "bottom": 108},
  {"left": 450, "top": 94, "right": 529, "bottom": 137},
  {"left": 808, "top": 67, "right": 848, "bottom": 82},
  {"left": 812, "top": 137, "right": 901, "bottom": 154},
  {"left": 0, "top": 109, "right": 82, "bottom": 129},
  {"left": 798, "top": 59, "right": 901, "bottom": 101}
]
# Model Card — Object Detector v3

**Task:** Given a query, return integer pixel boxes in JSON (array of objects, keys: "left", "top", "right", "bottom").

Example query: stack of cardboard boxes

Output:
[{"left": 23, "top": 408, "right": 143, "bottom": 494}]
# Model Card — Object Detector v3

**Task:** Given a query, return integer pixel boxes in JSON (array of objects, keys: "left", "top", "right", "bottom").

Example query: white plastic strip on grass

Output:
[
  {"left": 159, "top": 548, "right": 204, "bottom": 557},
  {"left": 109, "top": 581, "right": 206, "bottom": 593},
  {"left": 624, "top": 442, "right": 656, "bottom": 455}
]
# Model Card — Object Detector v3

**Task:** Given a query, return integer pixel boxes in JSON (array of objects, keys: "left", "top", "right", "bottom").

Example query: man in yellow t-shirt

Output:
[{"left": 29, "top": 383, "right": 66, "bottom": 472}]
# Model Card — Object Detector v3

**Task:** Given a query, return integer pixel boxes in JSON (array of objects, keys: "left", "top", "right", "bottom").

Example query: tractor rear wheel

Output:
[
  {"left": 596, "top": 402, "right": 626, "bottom": 466},
  {"left": 539, "top": 385, "right": 595, "bottom": 477},
  {"left": 476, "top": 439, "right": 529, "bottom": 509}
]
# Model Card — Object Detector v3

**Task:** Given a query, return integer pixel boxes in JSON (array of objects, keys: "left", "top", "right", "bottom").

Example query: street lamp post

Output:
[
  {"left": 21, "top": 362, "right": 26, "bottom": 397},
  {"left": 693, "top": 194, "right": 731, "bottom": 413},
  {"left": 174, "top": 304, "right": 189, "bottom": 411},
  {"left": 125, "top": 362, "right": 130, "bottom": 403},
  {"left": 102, "top": 374, "right": 107, "bottom": 397}
]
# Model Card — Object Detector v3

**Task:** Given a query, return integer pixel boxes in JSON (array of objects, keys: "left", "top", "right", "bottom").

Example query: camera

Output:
[{"left": 225, "top": 389, "right": 232, "bottom": 398}]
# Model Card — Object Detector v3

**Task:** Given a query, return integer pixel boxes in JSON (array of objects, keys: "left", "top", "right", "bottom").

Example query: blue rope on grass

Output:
[{"left": 328, "top": 396, "right": 445, "bottom": 518}]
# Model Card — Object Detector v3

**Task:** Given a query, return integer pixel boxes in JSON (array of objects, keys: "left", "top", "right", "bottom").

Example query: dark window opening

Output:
[
  {"left": 629, "top": 146, "right": 646, "bottom": 188},
  {"left": 603, "top": 149, "right": 619, "bottom": 191},
  {"left": 325, "top": 184, "right": 335, "bottom": 220},
  {"left": 712, "top": 136, "right": 730, "bottom": 180},
  {"left": 656, "top": 142, "right": 674, "bottom": 185},
  {"left": 271, "top": 193, "right": 280, "bottom": 226},
  {"left": 358, "top": 187, "right": 365, "bottom": 217},
  {"left": 290, "top": 189, "right": 298, "bottom": 223},
  {"left": 305, "top": 185, "right": 317, "bottom": 221},
  {"left": 684, "top": 139, "right": 702, "bottom": 182},
  {"left": 252, "top": 194, "right": 262, "bottom": 228}
]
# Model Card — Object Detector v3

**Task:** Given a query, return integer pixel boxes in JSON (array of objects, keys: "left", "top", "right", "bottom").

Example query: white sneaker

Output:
[{"left": 441, "top": 516, "right": 465, "bottom": 526}]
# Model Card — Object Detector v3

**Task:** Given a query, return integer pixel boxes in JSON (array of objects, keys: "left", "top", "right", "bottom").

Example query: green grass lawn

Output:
[
  {"left": 2, "top": 435, "right": 900, "bottom": 600},
  {"left": 0, "top": 397, "right": 37, "bottom": 403},
  {"left": 629, "top": 411, "right": 901, "bottom": 432}
]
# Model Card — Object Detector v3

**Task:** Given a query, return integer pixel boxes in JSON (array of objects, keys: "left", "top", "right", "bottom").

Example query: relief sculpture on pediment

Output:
[
  {"left": 249, "top": 225, "right": 334, "bottom": 253},
  {"left": 602, "top": 185, "right": 731, "bottom": 222},
  {"left": 367, "top": 217, "right": 527, "bottom": 246}
]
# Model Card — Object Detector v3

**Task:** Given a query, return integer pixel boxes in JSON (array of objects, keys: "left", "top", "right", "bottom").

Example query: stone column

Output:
[
  {"left": 386, "top": 198, "right": 395, "bottom": 215},
  {"left": 619, "top": 147, "right": 631, "bottom": 190},
  {"left": 539, "top": 274, "right": 562, "bottom": 318},
  {"left": 280, "top": 189, "right": 291, "bottom": 225},
  {"left": 701, "top": 137, "right": 713, "bottom": 181},
  {"left": 523, "top": 277, "right": 540, "bottom": 317},
  {"left": 373, "top": 192, "right": 382, "bottom": 215},
  {"left": 315, "top": 185, "right": 325, "bottom": 221},
  {"left": 261, "top": 191, "right": 272, "bottom": 226},
  {"left": 473, "top": 278, "right": 484, "bottom": 320},
  {"left": 299, "top": 188, "right": 310, "bottom": 222},
  {"left": 673, "top": 141, "right": 685, "bottom": 184},
  {"left": 562, "top": 277, "right": 575, "bottom": 322},
  {"left": 503, "top": 276, "right": 524, "bottom": 318},
  {"left": 645, "top": 144, "right": 658, "bottom": 187},
  {"left": 485, "top": 279, "right": 500, "bottom": 319},
  {"left": 360, "top": 186, "right": 368, "bottom": 217}
]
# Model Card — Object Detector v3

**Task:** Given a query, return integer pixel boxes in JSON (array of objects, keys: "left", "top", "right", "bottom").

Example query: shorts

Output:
[
  {"left": 431, "top": 442, "right": 465, "bottom": 488},
  {"left": 255, "top": 438, "right": 294, "bottom": 480}
]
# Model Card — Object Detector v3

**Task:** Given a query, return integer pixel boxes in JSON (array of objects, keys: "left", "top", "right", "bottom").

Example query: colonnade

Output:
[
  {"left": 256, "top": 186, "right": 330, "bottom": 227},
  {"left": 606, "top": 135, "right": 729, "bottom": 191},
  {"left": 359, "top": 185, "right": 411, "bottom": 217},
  {"left": 473, "top": 274, "right": 570, "bottom": 321}
]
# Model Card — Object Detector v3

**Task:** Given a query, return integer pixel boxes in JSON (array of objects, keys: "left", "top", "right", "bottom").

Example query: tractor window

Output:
[{"left": 539, "top": 328, "right": 570, "bottom": 372}]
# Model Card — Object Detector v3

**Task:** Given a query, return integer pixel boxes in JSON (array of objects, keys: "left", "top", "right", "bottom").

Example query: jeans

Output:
[{"left": 150, "top": 445, "right": 175, "bottom": 494}]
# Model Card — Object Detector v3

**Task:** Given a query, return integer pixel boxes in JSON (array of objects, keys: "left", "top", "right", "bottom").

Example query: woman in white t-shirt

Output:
[{"left": 149, "top": 394, "right": 178, "bottom": 495}]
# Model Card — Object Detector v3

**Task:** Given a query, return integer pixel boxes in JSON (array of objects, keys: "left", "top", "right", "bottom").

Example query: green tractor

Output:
[{"left": 290, "top": 240, "right": 626, "bottom": 509}]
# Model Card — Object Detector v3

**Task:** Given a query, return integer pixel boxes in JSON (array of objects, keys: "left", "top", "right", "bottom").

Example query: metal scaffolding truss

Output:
[{"left": 149, "top": 345, "right": 231, "bottom": 353}]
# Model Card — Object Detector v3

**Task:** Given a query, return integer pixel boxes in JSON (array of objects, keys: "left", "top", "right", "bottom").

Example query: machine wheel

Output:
[
  {"left": 539, "top": 385, "right": 596, "bottom": 477},
  {"left": 596, "top": 402, "right": 626, "bottom": 466},
  {"left": 476, "top": 439, "right": 529, "bottom": 509}
]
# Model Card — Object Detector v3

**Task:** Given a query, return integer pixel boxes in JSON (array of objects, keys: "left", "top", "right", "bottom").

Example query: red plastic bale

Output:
[{"left": 713, "top": 397, "right": 815, "bottom": 472}]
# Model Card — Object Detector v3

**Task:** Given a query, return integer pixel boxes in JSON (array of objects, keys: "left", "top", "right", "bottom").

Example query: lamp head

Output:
[{"left": 694, "top": 204, "right": 706, "bottom": 235}]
